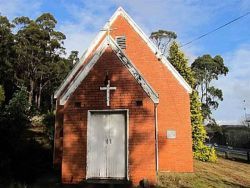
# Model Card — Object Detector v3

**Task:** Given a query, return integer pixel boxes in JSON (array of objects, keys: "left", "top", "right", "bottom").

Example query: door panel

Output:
[
  {"left": 87, "top": 113, "right": 109, "bottom": 178},
  {"left": 87, "top": 111, "right": 126, "bottom": 179},
  {"left": 107, "top": 113, "right": 126, "bottom": 178}
]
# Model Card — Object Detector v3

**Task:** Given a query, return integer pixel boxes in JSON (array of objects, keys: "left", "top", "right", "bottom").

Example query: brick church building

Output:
[{"left": 53, "top": 7, "right": 193, "bottom": 185}]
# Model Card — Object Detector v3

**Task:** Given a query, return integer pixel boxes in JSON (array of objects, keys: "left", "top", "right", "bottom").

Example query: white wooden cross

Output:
[
  {"left": 100, "top": 21, "right": 117, "bottom": 42},
  {"left": 100, "top": 80, "right": 116, "bottom": 106}
]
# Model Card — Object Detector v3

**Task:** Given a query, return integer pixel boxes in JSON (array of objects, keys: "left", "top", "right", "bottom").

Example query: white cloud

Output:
[
  {"left": 213, "top": 44, "right": 250, "bottom": 124},
  {"left": 59, "top": 22, "right": 97, "bottom": 56},
  {"left": 58, "top": 0, "right": 116, "bottom": 56},
  {"left": 0, "top": 0, "right": 41, "bottom": 19}
]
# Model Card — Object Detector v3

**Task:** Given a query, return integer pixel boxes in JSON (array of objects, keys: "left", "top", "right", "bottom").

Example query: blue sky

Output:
[{"left": 0, "top": 0, "right": 250, "bottom": 125}]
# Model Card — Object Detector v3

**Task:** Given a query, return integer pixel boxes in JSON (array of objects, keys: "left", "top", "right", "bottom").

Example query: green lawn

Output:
[{"left": 157, "top": 158, "right": 250, "bottom": 188}]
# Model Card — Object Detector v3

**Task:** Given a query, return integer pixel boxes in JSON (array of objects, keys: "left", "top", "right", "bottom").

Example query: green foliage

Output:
[
  {"left": 167, "top": 42, "right": 195, "bottom": 87},
  {"left": 190, "top": 91, "right": 206, "bottom": 144},
  {"left": 191, "top": 54, "right": 229, "bottom": 121},
  {"left": 0, "top": 16, "right": 16, "bottom": 102},
  {"left": 0, "top": 88, "right": 52, "bottom": 184},
  {"left": 168, "top": 42, "right": 217, "bottom": 162},
  {"left": 210, "top": 126, "right": 250, "bottom": 149},
  {"left": 5, "top": 87, "right": 30, "bottom": 120},
  {"left": 42, "top": 111, "right": 55, "bottom": 142},
  {"left": 0, "top": 15, "right": 15, "bottom": 84},
  {"left": 0, "top": 85, "right": 5, "bottom": 106},
  {"left": 193, "top": 143, "right": 217, "bottom": 162},
  {"left": 13, "top": 13, "right": 68, "bottom": 109},
  {"left": 0, "top": 12, "right": 73, "bottom": 184},
  {"left": 68, "top": 50, "right": 80, "bottom": 65},
  {"left": 150, "top": 30, "right": 177, "bottom": 55},
  {"left": 0, "top": 88, "right": 30, "bottom": 180},
  {"left": 0, "top": 12, "right": 73, "bottom": 111}
]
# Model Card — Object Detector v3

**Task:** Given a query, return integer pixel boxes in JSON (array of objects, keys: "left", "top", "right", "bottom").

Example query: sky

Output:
[{"left": 0, "top": 0, "right": 250, "bottom": 125}]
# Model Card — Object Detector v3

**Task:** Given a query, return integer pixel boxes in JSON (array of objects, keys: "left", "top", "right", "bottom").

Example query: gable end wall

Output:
[
  {"left": 110, "top": 15, "right": 193, "bottom": 172},
  {"left": 61, "top": 48, "right": 157, "bottom": 184}
]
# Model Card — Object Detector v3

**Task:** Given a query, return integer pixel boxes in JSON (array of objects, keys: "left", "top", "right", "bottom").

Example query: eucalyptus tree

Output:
[
  {"left": 191, "top": 55, "right": 229, "bottom": 122},
  {"left": 68, "top": 50, "right": 79, "bottom": 65},
  {"left": 150, "top": 30, "right": 177, "bottom": 56},
  {"left": 14, "top": 13, "right": 66, "bottom": 108},
  {"left": 35, "top": 13, "right": 66, "bottom": 108},
  {"left": 14, "top": 16, "right": 45, "bottom": 105},
  {"left": 0, "top": 15, "right": 16, "bottom": 101}
]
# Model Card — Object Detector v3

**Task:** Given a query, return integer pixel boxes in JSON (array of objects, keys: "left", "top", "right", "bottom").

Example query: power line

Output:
[{"left": 180, "top": 11, "right": 250, "bottom": 48}]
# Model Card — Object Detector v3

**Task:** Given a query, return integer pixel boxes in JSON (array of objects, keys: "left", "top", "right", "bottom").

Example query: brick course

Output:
[{"left": 54, "top": 12, "right": 193, "bottom": 186}]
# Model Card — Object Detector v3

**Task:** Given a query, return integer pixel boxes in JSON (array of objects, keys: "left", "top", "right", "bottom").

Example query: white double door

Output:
[{"left": 87, "top": 111, "right": 126, "bottom": 179}]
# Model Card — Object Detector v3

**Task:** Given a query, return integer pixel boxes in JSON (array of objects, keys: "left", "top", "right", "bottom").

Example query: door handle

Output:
[{"left": 106, "top": 138, "right": 109, "bottom": 144}]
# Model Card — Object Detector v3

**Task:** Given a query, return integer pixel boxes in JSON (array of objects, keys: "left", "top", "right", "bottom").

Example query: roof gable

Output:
[
  {"left": 59, "top": 36, "right": 159, "bottom": 105},
  {"left": 54, "top": 7, "right": 192, "bottom": 100}
]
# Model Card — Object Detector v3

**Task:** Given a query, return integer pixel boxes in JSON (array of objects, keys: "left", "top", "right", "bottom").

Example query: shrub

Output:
[
  {"left": 193, "top": 143, "right": 217, "bottom": 162},
  {"left": 43, "top": 111, "right": 55, "bottom": 142},
  {"left": 168, "top": 42, "right": 217, "bottom": 162},
  {"left": 0, "top": 88, "right": 31, "bottom": 182},
  {"left": 0, "top": 88, "right": 53, "bottom": 185}
]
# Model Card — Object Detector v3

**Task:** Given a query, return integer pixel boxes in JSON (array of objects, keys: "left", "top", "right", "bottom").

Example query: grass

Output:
[
  {"left": 5, "top": 116, "right": 249, "bottom": 188},
  {"left": 157, "top": 158, "right": 250, "bottom": 188}
]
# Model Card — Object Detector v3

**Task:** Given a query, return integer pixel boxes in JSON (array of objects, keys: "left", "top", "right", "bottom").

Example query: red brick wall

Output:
[
  {"left": 55, "top": 12, "right": 193, "bottom": 186},
  {"left": 110, "top": 15, "right": 193, "bottom": 172},
  {"left": 53, "top": 103, "right": 64, "bottom": 167},
  {"left": 61, "top": 48, "right": 156, "bottom": 184}
]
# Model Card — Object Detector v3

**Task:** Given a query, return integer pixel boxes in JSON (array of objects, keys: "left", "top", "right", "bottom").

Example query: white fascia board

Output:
[
  {"left": 59, "top": 39, "right": 109, "bottom": 105},
  {"left": 59, "top": 36, "right": 159, "bottom": 105},
  {"left": 54, "top": 8, "right": 122, "bottom": 99},
  {"left": 109, "top": 37, "right": 159, "bottom": 104},
  {"left": 54, "top": 50, "right": 87, "bottom": 98},
  {"left": 55, "top": 7, "right": 192, "bottom": 99},
  {"left": 116, "top": 7, "right": 192, "bottom": 93}
]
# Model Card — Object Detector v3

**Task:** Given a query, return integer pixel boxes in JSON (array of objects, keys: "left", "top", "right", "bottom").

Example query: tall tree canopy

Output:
[
  {"left": 0, "top": 12, "right": 75, "bottom": 184},
  {"left": 0, "top": 13, "right": 75, "bottom": 111},
  {"left": 68, "top": 50, "right": 80, "bottom": 65},
  {"left": 168, "top": 42, "right": 217, "bottom": 162},
  {"left": 150, "top": 30, "right": 177, "bottom": 56},
  {"left": 191, "top": 54, "right": 229, "bottom": 122},
  {"left": 0, "top": 16, "right": 16, "bottom": 101},
  {"left": 13, "top": 13, "right": 71, "bottom": 109}
]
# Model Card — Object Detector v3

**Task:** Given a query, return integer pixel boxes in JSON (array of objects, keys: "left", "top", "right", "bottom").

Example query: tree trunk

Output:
[
  {"left": 51, "top": 94, "right": 54, "bottom": 111},
  {"left": 29, "top": 79, "right": 34, "bottom": 105},
  {"left": 35, "top": 93, "right": 38, "bottom": 106},
  {"left": 38, "top": 82, "right": 42, "bottom": 109}
]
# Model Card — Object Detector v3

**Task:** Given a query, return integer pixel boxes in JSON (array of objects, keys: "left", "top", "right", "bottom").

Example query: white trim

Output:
[
  {"left": 86, "top": 109, "right": 129, "bottom": 181},
  {"left": 109, "top": 37, "right": 159, "bottom": 103},
  {"left": 59, "top": 39, "right": 109, "bottom": 105},
  {"left": 116, "top": 7, "right": 192, "bottom": 93},
  {"left": 54, "top": 9, "right": 122, "bottom": 99},
  {"left": 54, "top": 7, "right": 191, "bottom": 98},
  {"left": 154, "top": 104, "right": 159, "bottom": 175},
  {"left": 59, "top": 36, "right": 159, "bottom": 105}
]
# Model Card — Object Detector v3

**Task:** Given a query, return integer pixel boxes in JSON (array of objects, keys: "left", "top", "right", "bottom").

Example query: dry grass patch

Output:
[{"left": 157, "top": 158, "right": 250, "bottom": 188}]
